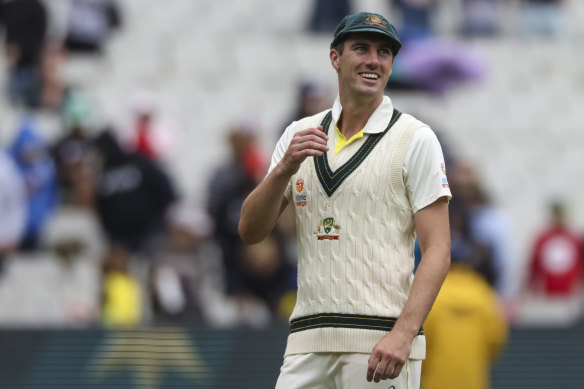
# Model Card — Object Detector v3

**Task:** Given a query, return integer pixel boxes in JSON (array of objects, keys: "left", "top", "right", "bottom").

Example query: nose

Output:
[{"left": 364, "top": 51, "right": 380, "bottom": 68}]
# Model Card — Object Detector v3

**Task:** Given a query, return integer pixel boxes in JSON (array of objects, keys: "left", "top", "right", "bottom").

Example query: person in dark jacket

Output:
[
  {"left": 63, "top": 0, "right": 121, "bottom": 54},
  {"left": 92, "top": 129, "right": 177, "bottom": 254},
  {"left": 0, "top": 0, "right": 48, "bottom": 108}
]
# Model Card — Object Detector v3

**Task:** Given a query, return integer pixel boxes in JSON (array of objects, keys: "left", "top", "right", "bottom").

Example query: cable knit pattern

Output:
[{"left": 284, "top": 109, "right": 427, "bottom": 359}]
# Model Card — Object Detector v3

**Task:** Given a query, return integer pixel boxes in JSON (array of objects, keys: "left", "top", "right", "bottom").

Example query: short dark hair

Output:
[{"left": 332, "top": 41, "right": 345, "bottom": 54}]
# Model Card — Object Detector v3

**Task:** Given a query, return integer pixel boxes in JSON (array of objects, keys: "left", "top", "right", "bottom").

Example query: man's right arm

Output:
[{"left": 238, "top": 126, "right": 328, "bottom": 244}]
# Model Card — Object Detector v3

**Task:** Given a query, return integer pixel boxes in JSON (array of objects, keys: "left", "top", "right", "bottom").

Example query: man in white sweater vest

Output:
[{"left": 239, "top": 11, "right": 452, "bottom": 389}]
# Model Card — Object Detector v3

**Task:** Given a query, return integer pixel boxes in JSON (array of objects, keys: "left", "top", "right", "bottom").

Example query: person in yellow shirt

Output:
[
  {"left": 100, "top": 245, "right": 142, "bottom": 328},
  {"left": 422, "top": 215, "right": 508, "bottom": 389}
]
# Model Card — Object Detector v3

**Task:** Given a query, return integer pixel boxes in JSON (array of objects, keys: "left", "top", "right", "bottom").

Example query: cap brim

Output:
[{"left": 331, "top": 27, "right": 402, "bottom": 54}]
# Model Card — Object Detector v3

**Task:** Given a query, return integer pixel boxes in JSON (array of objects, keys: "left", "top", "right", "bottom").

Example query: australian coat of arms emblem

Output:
[{"left": 315, "top": 217, "right": 341, "bottom": 240}]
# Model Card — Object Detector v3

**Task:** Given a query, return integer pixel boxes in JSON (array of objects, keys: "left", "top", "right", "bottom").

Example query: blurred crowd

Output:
[{"left": 0, "top": 0, "right": 581, "bottom": 344}]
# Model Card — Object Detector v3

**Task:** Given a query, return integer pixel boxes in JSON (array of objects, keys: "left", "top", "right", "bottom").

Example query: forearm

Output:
[
  {"left": 239, "top": 124, "right": 328, "bottom": 244},
  {"left": 366, "top": 243, "right": 450, "bottom": 383},
  {"left": 394, "top": 244, "right": 450, "bottom": 339},
  {"left": 238, "top": 165, "right": 290, "bottom": 244}
]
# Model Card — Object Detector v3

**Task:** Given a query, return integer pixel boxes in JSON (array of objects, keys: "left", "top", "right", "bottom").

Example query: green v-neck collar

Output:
[{"left": 314, "top": 109, "right": 401, "bottom": 197}]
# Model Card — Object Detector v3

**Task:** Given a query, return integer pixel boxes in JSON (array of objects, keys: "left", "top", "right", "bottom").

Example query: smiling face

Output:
[{"left": 330, "top": 33, "right": 395, "bottom": 105}]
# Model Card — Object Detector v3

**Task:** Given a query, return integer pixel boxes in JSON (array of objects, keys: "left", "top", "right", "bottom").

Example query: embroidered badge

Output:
[
  {"left": 365, "top": 14, "right": 387, "bottom": 28},
  {"left": 315, "top": 217, "right": 341, "bottom": 240},
  {"left": 296, "top": 178, "right": 304, "bottom": 193},
  {"left": 295, "top": 194, "right": 307, "bottom": 207}
]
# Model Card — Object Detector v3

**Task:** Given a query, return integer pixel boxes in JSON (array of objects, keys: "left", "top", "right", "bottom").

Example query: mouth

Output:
[{"left": 359, "top": 72, "right": 380, "bottom": 81}]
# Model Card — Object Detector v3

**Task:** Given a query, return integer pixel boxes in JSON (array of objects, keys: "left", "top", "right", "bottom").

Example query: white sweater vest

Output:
[{"left": 284, "top": 108, "right": 426, "bottom": 359}]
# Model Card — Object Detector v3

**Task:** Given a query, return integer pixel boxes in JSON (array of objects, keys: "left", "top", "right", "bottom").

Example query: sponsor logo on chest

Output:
[{"left": 295, "top": 178, "right": 307, "bottom": 207}]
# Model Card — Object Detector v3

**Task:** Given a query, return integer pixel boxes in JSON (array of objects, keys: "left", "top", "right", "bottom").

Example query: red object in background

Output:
[
  {"left": 529, "top": 225, "right": 584, "bottom": 296},
  {"left": 241, "top": 145, "right": 266, "bottom": 181},
  {"left": 134, "top": 120, "right": 157, "bottom": 159}
]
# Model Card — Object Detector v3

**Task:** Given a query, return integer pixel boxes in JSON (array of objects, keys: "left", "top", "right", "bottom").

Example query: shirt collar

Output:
[{"left": 331, "top": 95, "right": 395, "bottom": 134}]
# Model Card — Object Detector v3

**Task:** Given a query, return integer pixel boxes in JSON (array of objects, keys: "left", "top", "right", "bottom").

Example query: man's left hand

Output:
[{"left": 366, "top": 329, "right": 412, "bottom": 382}]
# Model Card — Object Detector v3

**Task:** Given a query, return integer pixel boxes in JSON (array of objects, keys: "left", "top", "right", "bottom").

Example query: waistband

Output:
[{"left": 290, "top": 313, "right": 424, "bottom": 335}]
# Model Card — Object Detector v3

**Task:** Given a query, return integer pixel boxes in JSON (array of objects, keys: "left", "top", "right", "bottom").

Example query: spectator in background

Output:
[
  {"left": 308, "top": 0, "right": 351, "bottom": 33},
  {"left": 123, "top": 89, "right": 176, "bottom": 164},
  {"left": 8, "top": 116, "right": 59, "bottom": 251},
  {"left": 149, "top": 203, "right": 225, "bottom": 325},
  {"left": 207, "top": 121, "right": 267, "bottom": 297},
  {"left": 447, "top": 161, "right": 517, "bottom": 308},
  {"left": 528, "top": 201, "right": 583, "bottom": 296},
  {"left": 240, "top": 233, "right": 296, "bottom": 320},
  {"left": 393, "top": 0, "right": 436, "bottom": 43},
  {"left": 0, "top": 0, "right": 48, "bottom": 109},
  {"left": 460, "top": 0, "right": 501, "bottom": 38},
  {"left": 467, "top": 180, "right": 515, "bottom": 300},
  {"left": 449, "top": 198, "right": 497, "bottom": 288},
  {"left": 60, "top": 0, "right": 122, "bottom": 90},
  {"left": 281, "top": 80, "right": 331, "bottom": 137},
  {"left": 520, "top": 0, "right": 567, "bottom": 39},
  {"left": 63, "top": 0, "right": 121, "bottom": 54},
  {"left": 91, "top": 129, "right": 177, "bottom": 255},
  {"left": 100, "top": 244, "right": 142, "bottom": 327},
  {"left": 51, "top": 89, "right": 95, "bottom": 207},
  {"left": 421, "top": 240, "right": 508, "bottom": 389},
  {"left": 40, "top": 40, "right": 66, "bottom": 110},
  {"left": 521, "top": 200, "right": 584, "bottom": 325},
  {"left": 0, "top": 150, "right": 27, "bottom": 275}
]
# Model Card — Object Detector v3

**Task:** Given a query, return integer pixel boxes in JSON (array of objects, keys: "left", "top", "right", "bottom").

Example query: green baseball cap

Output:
[{"left": 330, "top": 12, "right": 402, "bottom": 56}]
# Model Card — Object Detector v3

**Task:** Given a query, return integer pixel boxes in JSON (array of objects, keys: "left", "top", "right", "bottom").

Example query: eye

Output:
[
  {"left": 354, "top": 45, "right": 367, "bottom": 52},
  {"left": 379, "top": 48, "right": 391, "bottom": 56}
]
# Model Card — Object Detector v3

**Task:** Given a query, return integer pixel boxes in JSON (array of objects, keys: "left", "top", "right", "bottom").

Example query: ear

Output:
[{"left": 330, "top": 49, "right": 340, "bottom": 72}]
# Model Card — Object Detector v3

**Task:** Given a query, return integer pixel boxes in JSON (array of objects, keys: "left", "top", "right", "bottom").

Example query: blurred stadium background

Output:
[{"left": 0, "top": 0, "right": 583, "bottom": 388}]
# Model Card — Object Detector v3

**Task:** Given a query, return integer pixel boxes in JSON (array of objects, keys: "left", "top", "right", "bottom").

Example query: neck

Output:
[{"left": 338, "top": 94, "right": 383, "bottom": 138}]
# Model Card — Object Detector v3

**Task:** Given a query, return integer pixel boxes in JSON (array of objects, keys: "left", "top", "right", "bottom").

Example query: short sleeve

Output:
[
  {"left": 266, "top": 121, "right": 297, "bottom": 202},
  {"left": 403, "top": 127, "right": 452, "bottom": 213},
  {"left": 266, "top": 121, "right": 297, "bottom": 177}
]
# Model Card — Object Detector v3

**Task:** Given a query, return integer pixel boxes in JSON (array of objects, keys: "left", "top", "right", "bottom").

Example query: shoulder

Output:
[
  {"left": 394, "top": 112, "right": 430, "bottom": 135},
  {"left": 383, "top": 111, "right": 434, "bottom": 158},
  {"left": 394, "top": 112, "right": 440, "bottom": 152}
]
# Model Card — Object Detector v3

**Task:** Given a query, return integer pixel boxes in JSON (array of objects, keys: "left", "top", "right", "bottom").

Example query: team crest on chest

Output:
[
  {"left": 295, "top": 178, "right": 307, "bottom": 207},
  {"left": 315, "top": 217, "right": 341, "bottom": 240}
]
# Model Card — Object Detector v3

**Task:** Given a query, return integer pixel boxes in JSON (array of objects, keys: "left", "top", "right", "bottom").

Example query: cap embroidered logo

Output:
[{"left": 365, "top": 14, "right": 387, "bottom": 28}]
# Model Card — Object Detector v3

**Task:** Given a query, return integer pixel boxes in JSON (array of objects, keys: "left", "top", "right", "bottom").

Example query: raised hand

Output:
[{"left": 279, "top": 126, "right": 328, "bottom": 176}]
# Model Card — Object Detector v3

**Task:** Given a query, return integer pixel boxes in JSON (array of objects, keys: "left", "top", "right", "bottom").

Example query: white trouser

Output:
[{"left": 275, "top": 352, "right": 421, "bottom": 389}]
